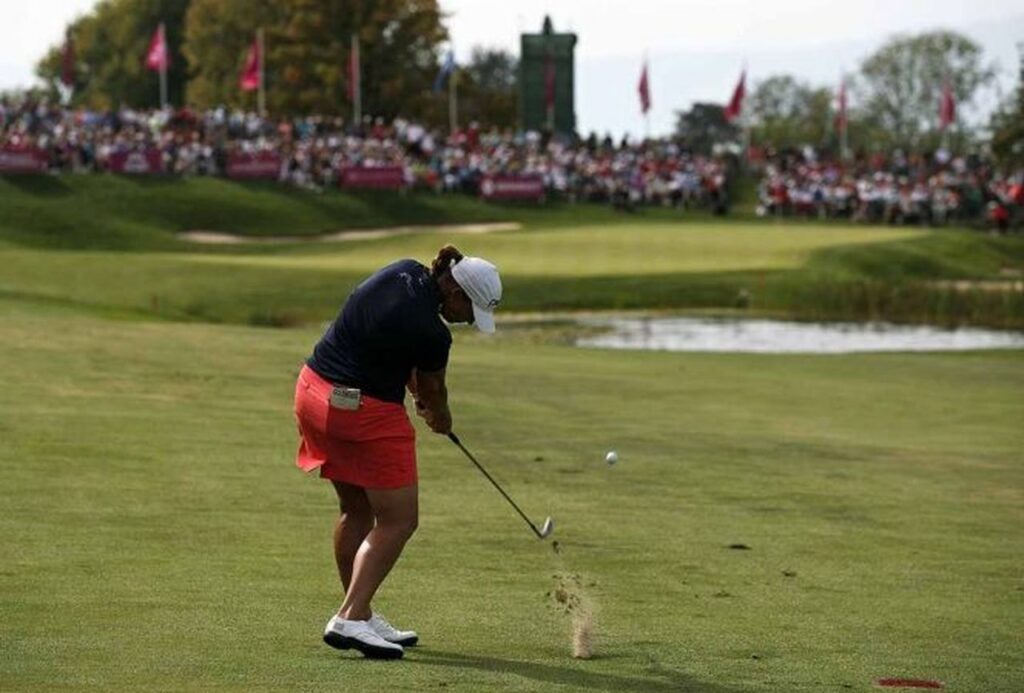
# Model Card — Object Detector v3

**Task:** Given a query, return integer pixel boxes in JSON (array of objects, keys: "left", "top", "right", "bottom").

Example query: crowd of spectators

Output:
[
  {"left": 753, "top": 147, "right": 1024, "bottom": 233},
  {"left": 0, "top": 98, "right": 731, "bottom": 212}
]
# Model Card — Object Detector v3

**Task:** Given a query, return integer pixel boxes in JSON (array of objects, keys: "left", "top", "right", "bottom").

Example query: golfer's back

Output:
[{"left": 308, "top": 259, "right": 451, "bottom": 404}]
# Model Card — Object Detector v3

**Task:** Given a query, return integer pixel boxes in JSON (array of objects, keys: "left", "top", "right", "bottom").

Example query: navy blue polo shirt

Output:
[{"left": 307, "top": 259, "right": 452, "bottom": 404}]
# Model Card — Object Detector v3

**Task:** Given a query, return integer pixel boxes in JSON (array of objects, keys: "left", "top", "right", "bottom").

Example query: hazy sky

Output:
[{"left": 2, "top": 1, "right": 1021, "bottom": 136}]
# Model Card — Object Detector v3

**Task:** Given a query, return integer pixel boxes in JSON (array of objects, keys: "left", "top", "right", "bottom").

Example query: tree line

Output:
[
  {"left": 34, "top": 0, "right": 518, "bottom": 128},
  {"left": 676, "top": 32, "right": 1023, "bottom": 167}
]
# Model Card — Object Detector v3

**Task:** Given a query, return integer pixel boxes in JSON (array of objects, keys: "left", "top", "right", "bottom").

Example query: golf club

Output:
[{"left": 447, "top": 432, "right": 554, "bottom": 540}]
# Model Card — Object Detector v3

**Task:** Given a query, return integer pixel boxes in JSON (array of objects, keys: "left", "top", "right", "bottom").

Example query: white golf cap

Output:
[{"left": 451, "top": 256, "right": 502, "bottom": 333}]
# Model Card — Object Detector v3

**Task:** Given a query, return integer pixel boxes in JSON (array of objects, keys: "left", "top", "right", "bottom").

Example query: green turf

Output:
[
  {"left": 1, "top": 297, "right": 1022, "bottom": 692},
  {"left": 2, "top": 176, "right": 1023, "bottom": 690},
  {"left": 0, "top": 175, "right": 665, "bottom": 251},
  {"left": 2, "top": 176, "right": 1023, "bottom": 327},
  {"left": 1, "top": 219, "right": 1022, "bottom": 328}
]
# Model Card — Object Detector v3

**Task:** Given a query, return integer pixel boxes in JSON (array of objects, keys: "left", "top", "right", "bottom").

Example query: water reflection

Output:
[{"left": 576, "top": 317, "right": 1024, "bottom": 354}]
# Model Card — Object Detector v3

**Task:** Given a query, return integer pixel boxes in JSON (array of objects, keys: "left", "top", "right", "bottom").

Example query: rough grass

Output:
[{"left": 0, "top": 298, "right": 1021, "bottom": 691}]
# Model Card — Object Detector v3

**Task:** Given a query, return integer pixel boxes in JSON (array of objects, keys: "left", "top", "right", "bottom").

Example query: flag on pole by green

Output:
[{"left": 638, "top": 61, "right": 651, "bottom": 115}]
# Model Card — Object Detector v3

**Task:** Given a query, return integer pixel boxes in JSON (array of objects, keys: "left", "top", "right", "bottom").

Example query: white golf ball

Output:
[{"left": 605, "top": 450, "right": 618, "bottom": 465}]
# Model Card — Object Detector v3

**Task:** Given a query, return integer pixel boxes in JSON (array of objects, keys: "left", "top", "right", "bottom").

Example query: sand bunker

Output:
[{"left": 179, "top": 222, "right": 521, "bottom": 245}]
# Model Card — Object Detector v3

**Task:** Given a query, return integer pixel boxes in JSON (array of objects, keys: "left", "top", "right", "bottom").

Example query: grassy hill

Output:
[{"left": 1, "top": 175, "right": 1022, "bottom": 328}]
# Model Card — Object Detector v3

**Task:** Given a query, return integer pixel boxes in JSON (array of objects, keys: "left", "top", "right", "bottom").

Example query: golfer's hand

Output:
[{"left": 424, "top": 408, "right": 452, "bottom": 435}]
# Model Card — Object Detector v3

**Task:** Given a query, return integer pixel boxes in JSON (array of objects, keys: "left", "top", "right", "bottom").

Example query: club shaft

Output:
[{"left": 448, "top": 432, "right": 542, "bottom": 538}]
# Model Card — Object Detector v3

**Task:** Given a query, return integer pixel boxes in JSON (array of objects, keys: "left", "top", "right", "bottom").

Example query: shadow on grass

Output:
[
  {"left": 409, "top": 649, "right": 746, "bottom": 693},
  {"left": 1, "top": 174, "right": 72, "bottom": 197}
]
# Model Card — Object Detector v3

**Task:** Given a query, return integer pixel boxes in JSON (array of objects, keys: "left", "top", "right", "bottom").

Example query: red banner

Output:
[
  {"left": 480, "top": 175, "right": 545, "bottom": 201},
  {"left": 226, "top": 151, "right": 280, "bottom": 179},
  {"left": 0, "top": 147, "right": 48, "bottom": 174},
  {"left": 107, "top": 149, "right": 163, "bottom": 174},
  {"left": 339, "top": 166, "right": 406, "bottom": 190}
]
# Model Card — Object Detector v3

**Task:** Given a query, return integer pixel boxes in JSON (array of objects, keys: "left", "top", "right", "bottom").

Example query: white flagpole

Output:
[
  {"left": 159, "top": 23, "right": 168, "bottom": 108},
  {"left": 257, "top": 28, "right": 266, "bottom": 115},
  {"left": 841, "top": 79, "right": 849, "bottom": 163},
  {"left": 448, "top": 67, "right": 458, "bottom": 134},
  {"left": 352, "top": 33, "right": 362, "bottom": 126}
]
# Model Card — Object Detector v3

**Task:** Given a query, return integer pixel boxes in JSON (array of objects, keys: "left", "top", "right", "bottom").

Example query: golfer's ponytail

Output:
[{"left": 431, "top": 245, "right": 464, "bottom": 278}]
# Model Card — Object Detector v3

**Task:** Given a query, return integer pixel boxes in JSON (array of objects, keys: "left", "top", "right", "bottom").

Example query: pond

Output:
[{"left": 574, "top": 317, "right": 1024, "bottom": 354}]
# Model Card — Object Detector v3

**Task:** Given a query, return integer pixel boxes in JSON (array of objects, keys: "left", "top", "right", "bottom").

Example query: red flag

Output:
[
  {"left": 939, "top": 80, "right": 956, "bottom": 130},
  {"left": 544, "top": 52, "right": 556, "bottom": 113},
  {"left": 724, "top": 69, "right": 746, "bottom": 123},
  {"left": 145, "top": 23, "right": 169, "bottom": 71},
  {"left": 834, "top": 78, "right": 847, "bottom": 131},
  {"left": 638, "top": 61, "right": 651, "bottom": 115},
  {"left": 239, "top": 35, "right": 261, "bottom": 91},
  {"left": 61, "top": 32, "right": 75, "bottom": 88}
]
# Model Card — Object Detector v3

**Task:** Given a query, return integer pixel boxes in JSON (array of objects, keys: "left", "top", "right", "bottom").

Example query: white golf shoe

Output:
[
  {"left": 323, "top": 615, "right": 404, "bottom": 659},
  {"left": 369, "top": 612, "right": 419, "bottom": 647}
]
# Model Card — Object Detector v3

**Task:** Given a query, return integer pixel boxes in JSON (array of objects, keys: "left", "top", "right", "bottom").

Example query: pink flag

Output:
[
  {"left": 61, "top": 31, "right": 75, "bottom": 88},
  {"left": 145, "top": 23, "right": 169, "bottom": 72},
  {"left": 834, "top": 78, "right": 847, "bottom": 132},
  {"left": 939, "top": 80, "right": 956, "bottom": 130},
  {"left": 638, "top": 61, "right": 651, "bottom": 115},
  {"left": 239, "top": 35, "right": 261, "bottom": 91},
  {"left": 724, "top": 70, "right": 746, "bottom": 123}
]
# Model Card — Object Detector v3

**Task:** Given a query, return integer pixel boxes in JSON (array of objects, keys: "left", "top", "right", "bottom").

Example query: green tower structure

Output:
[{"left": 519, "top": 16, "right": 577, "bottom": 136}]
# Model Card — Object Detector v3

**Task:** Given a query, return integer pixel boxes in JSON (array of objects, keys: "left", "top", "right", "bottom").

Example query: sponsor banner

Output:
[
  {"left": 108, "top": 149, "right": 163, "bottom": 174},
  {"left": 480, "top": 175, "right": 545, "bottom": 201},
  {"left": 0, "top": 147, "right": 48, "bottom": 174},
  {"left": 339, "top": 166, "right": 406, "bottom": 190},
  {"left": 226, "top": 151, "right": 281, "bottom": 179}
]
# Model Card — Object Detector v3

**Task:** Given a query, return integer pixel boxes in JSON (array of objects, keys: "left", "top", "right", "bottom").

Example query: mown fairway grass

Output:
[
  {"left": 1, "top": 295, "right": 1022, "bottom": 692},
  {"left": 2, "top": 176, "right": 1023, "bottom": 691}
]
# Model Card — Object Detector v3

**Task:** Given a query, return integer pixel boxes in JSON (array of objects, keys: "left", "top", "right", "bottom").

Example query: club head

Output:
[{"left": 538, "top": 517, "right": 554, "bottom": 539}]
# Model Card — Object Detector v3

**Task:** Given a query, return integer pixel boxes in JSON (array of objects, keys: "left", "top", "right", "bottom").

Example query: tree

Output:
[
  {"left": 855, "top": 30, "right": 996, "bottom": 149},
  {"left": 990, "top": 45, "right": 1024, "bottom": 168},
  {"left": 182, "top": 0, "right": 280, "bottom": 110},
  {"left": 455, "top": 47, "right": 518, "bottom": 129},
  {"left": 748, "top": 75, "right": 833, "bottom": 150},
  {"left": 185, "top": 0, "right": 447, "bottom": 116},
  {"left": 36, "top": 0, "right": 190, "bottom": 109},
  {"left": 673, "top": 103, "right": 739, "bottom": 154}
]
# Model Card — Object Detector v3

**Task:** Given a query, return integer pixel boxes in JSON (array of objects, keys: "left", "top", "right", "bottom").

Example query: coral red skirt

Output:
[{"left": 294, "top": 365, "right": 417, "bottom": 489}]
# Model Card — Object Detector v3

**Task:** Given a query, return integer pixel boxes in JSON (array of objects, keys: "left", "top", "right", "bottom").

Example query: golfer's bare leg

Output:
[
  {"left": 338, "top": 484, "right": 418, "bottom": 621},
  {"left": 331, "top": 481, "right": 374, "bottom": 592}
]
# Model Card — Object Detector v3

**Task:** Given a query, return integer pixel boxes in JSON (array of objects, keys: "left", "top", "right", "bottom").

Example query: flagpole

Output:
[
  {"left": 841, "top": 119, "right": 849, "bottom": 163},
  {"left": 257, "top": 28, "right": 265, "bottom": 116},
  {"left": 159, "top": 23, "right": 168, "bottom": 109},
  {"left": 839, "top": 72, "right": 848, "bottom": 163},
  {"left": 448, "top": 68, "right": 458, "bottom": 134},
  {"left": 351, "top": 33, "right": 362, "bottom": 127}
]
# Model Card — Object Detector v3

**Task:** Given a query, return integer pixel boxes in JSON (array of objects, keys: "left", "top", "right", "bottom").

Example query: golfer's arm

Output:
[{"left": 414, "top": 368, "right": 452, "bottom": 433}]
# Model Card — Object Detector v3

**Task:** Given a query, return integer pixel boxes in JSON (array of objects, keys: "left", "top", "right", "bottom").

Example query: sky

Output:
[{"left": 2, "top": 0, "right": 1021, "bottom": 136}]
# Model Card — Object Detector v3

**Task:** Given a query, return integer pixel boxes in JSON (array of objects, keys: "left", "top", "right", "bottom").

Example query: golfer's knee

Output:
[
  {"left": 381, "top": 511, "right": 418, "bottom": 539},
  {"left": 340, "top": 510, "right": 373, "bottom": 534}
]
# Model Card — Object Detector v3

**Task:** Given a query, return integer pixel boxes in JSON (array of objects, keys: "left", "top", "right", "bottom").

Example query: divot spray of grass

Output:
[{"left": 547, "top": 541, "right": 597, "bottom": 659}]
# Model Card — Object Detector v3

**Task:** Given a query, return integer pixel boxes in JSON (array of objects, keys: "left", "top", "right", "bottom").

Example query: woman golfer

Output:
[{"left": 293, "top": 245, "right": 501, "bottom": 659}]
